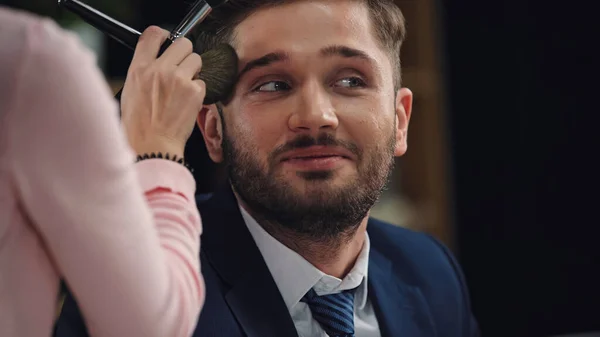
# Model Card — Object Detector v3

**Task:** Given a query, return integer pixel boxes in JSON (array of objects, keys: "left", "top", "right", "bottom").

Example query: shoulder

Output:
[
  {"left": 0, "top": 7, "right": 83, "bottom": 56},
  {"left": 367, "top": 218, "right": 480, "bottom": 335},
  {"left": 0, "top": 7, "right": 101, "bottom": 114},
  {"left": 368, "top": 218, "right": 453, "bottom": 267},
  {"left": 368, "top": 218, "right": 464, "bottom": 288},
  {"left": 0, "top": 7, "right": 98, "bottom": 76},
  {"left": 0, "top": 7, "right": 47, "bottom": 37}
]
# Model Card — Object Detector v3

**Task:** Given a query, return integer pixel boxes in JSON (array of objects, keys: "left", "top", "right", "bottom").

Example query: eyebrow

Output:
[
  {"left": 237, "top": 45, "right": 376, "bottom": 79},
  {"left": 237, "top": 52, "right": 290, "bottom": 80},
  {"left": 320, "top": 45, "right": 375, "bottom": 63}
]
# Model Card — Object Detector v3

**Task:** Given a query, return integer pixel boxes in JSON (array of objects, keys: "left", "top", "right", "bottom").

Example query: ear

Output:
[
  {"left": 394, "top": 88, "right": 413, "bottom": 156},
  {"left": 196, "top": 104, "right": 224, "bottom": 163}
]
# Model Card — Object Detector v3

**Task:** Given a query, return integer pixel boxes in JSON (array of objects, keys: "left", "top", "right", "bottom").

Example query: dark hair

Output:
[{"left": 192, "top": 0, "right": 407, "bottom": 89}]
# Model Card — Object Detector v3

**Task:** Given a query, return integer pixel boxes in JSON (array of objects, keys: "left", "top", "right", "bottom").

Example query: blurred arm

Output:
[{"left": 6, "top": 16, "right": 203, "bottom": 337}]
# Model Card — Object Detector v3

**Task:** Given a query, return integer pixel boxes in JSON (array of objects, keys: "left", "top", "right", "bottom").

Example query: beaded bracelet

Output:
[{"left": 135, "top": 152, "right": 194, "bottom": 174}]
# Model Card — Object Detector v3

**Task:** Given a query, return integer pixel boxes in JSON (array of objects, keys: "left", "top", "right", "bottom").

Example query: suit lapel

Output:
[
  {"left": 368, "top": 240, "right": 437, "bottom": 337},
  {"left": 225, "top": 267, "right": 299, "bottom": 337},
  {"left": 198, "top": 185, "right": 299, "bottom": 337}
]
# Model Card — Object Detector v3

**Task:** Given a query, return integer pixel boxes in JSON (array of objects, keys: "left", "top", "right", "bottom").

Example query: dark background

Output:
[
  {"left": 2, "top": 0, "right": 598, "bottom": 336},
  {"left": 439, "top": 1, "right": 599, "bottom": 336}
]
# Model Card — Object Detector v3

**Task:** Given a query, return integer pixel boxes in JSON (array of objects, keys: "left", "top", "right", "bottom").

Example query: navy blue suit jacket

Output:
[{"left": 54, "top": 185, "right": 479, "bottom": 337}]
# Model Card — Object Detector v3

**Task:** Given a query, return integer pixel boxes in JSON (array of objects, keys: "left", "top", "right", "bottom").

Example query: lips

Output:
[
  {"left": 278, "top": 146, "right": 353, "bottom": 171},
  {"left": 280, "top": 146, "right": 353, "bottom": 162},
  {"left": 284, "top": 154, "right": 345, "bottom": 161}
]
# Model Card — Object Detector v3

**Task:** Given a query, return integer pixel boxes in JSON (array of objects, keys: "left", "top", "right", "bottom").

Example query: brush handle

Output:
[
  {"left": 58, "top": 0, "right": 140, "bottom": 51},
  {"left": 58, "top": 0, "right": 229, "bottom": 104},
  {"left": 154, "top": 1, "right": 214, "bottom": 61},
  {"left": 58, "top": 0, "right": 179, "bottom": 57},
  {"left": 58, "top": 0, "right": 204, "bottom": 101},
  {"left": 170, "top": 0, "right": 213, "bottom": 41}
]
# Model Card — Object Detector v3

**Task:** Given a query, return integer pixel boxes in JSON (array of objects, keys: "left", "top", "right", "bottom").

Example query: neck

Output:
[
  {"left": 237, "top": 196, "right": 369, "bottom": 279},
  {"left": 283, "top": 220, "right": 368, "bottom": 279}
]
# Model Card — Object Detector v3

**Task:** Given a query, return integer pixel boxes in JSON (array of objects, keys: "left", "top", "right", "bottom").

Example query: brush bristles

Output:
[{"left": 197, "top": 44, "right": 238, "bottom": 105}]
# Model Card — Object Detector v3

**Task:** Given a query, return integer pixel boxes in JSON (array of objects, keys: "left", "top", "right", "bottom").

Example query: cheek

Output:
[
  {"left": 363, "top": 100, "right": 395, "bottom": 134},
  {"left": 341, "top": 106, "right": 388, "bottom": 141},
  {"left": 337, "top": 105, "right": 395, "bottom": 162},
  {"left": 233, "top": 105, "right": 288, "bottom": 156},
  {"left": 334, "top": 95, "right": 389, "bottom": 124}
]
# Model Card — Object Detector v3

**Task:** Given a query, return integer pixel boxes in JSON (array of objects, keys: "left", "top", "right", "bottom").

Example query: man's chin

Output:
[
  {"left": 280, "top": 178, "right": 353, "bottom": 199},
  {"left": 283, "top": 165, "right": 357, "bottom": 181}
]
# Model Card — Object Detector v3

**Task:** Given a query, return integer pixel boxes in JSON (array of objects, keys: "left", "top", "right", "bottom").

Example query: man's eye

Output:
[
  {"left": 334, "top": 77, "right": 366, "bottom": 88},
  {"left": 254, "top": 81, "right": 291, "bottom": 92}
]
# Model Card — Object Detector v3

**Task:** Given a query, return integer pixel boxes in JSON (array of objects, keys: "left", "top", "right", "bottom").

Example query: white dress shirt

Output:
[{"left": 240, "top": 205, "right": 381, "bottom": 337}]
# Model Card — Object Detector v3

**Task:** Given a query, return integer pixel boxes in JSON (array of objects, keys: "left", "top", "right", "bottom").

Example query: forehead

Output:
[{"left": 232, "top": 1, "right": 386, "bottom": 64}]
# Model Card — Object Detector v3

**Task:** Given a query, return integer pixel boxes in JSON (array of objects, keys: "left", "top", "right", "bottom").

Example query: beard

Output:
[{"left": 223, "top": 128, "right": 396, "bottom": 241}]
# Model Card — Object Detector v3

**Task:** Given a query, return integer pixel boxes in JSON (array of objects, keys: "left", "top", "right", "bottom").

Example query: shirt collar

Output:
[{"left": 239, "top": 204, "right": 370, "bottom": 311}]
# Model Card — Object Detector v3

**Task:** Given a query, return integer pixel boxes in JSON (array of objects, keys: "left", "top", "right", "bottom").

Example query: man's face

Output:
[{"left": 200, "top": 0, "right": 412, "bottom": 237}]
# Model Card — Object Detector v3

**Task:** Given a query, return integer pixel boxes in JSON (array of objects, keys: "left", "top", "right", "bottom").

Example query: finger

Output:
[
  {"left": 158, "top": 37, "right": 194, "bottom": 66},
  {"left": 131, "top": 26, "right": 169, "bottom": 66},
  {"left": 177, "top": 53, "right": 203, "bottom": 79},
  {"left": 192, "top": 79, "right": 207, "bottom": 102}
]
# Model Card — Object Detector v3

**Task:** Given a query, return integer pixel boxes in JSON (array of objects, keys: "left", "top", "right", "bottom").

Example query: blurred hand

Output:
[{"left": 120, "top": 26, "right": 205, "bottom": 159}]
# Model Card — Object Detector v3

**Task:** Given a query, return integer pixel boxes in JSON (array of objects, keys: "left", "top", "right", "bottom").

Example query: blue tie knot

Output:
[{"left": 301, "top": 288, "right": 356, "bottom": 337}]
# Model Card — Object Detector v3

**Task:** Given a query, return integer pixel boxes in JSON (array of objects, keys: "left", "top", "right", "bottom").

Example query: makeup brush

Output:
[{"left": 58, "top": 0, "right": 237, "bottom": 104}]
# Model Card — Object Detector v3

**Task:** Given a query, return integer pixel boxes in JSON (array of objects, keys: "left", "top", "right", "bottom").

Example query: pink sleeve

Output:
[{"left": 5, "top": 16, "right": 204, "bottom": 337}]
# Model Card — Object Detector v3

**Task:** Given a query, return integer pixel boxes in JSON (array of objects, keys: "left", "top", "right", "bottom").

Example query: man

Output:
[{"left": 55, "top": 0, "right": 479, "bottom": 336}]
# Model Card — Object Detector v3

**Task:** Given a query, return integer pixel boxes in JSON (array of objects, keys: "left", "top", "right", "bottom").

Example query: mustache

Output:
[{"left": 270, "top": 133, "right": 361, "bottom": 161}]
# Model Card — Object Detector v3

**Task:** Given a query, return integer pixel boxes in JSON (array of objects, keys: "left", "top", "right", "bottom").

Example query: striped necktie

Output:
[{"left": 301, "top": 288, "right": 356, "bottom": 337}]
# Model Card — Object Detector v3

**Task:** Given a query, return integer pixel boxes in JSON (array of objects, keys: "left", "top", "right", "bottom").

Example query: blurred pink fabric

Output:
[{"left": 0, "top": 7, "right": 204, "bottom": 337}]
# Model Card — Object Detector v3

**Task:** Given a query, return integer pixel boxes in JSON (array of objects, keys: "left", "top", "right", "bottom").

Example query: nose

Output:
[{"left": 288, "top": 79, "right": 339, "bottom": 133}]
